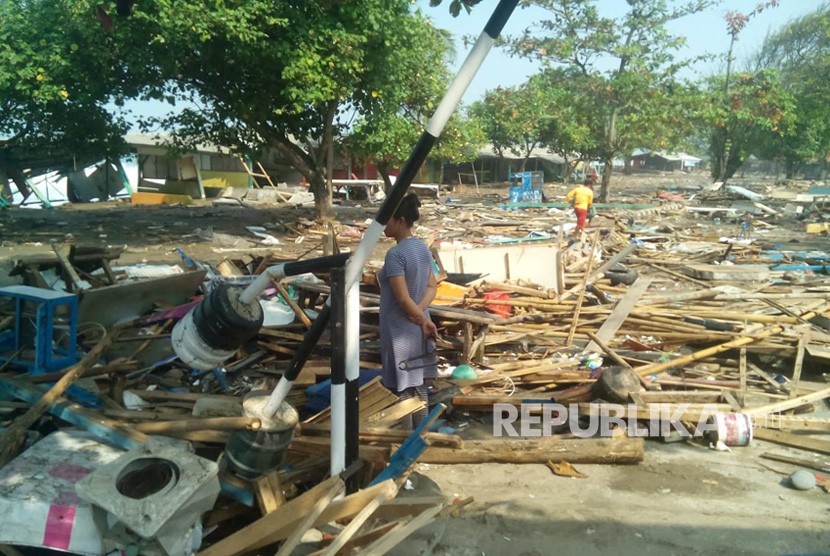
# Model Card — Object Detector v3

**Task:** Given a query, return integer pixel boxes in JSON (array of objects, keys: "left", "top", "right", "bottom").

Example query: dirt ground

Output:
[{"left": 1, "top": 172, "right": 829, "bottom": 555}]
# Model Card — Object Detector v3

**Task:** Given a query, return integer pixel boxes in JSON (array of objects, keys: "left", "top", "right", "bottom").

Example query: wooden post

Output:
[
  {"left": 790, "top": 326, "right": 808, "bottom": 398},
  {"left": 567, "top": 231, "right": 600, "bottom": 345},
  {"left": 739, "top": 347, "right": 747, "bottom": 407},
  {"left": 254, "top": 469, "right": 287, "bottom": 515}
]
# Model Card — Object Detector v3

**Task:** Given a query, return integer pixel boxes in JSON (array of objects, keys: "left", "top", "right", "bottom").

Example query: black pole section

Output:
[
  {"left": 281, "top": 303, "right": 331, "bottom": 380},
  {"left": 284, "top": 253, "right": 350, "bottom": 277},
  {"left": 375, "top": 0, "right": 520, "bottom": 226},
  {"left": 345, "top": 346, "right": 360, "bottom": 494},
  {"left": 375, "top": 133, "right": 437, "bottom": 225}
]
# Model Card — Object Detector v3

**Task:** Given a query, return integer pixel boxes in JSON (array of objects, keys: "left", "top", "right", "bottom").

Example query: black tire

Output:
[
  {"left": 604, "top": 266, "right": 638, "bottom": 286},
  {"left": 194, "top": 284, "right": 264, "bottom": 350}
]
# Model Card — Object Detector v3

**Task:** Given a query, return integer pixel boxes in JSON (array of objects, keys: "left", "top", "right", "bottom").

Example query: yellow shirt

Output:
[{"left": 565, "top": 185, "right": 594, "bottom": 210}]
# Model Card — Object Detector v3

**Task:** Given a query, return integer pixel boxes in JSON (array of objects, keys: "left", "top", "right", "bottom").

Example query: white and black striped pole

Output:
[{"left": 263, "top": 1, "right": 520, "bottom": 477}]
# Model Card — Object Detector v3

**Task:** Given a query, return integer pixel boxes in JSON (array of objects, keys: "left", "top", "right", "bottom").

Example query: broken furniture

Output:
[
  {"left": 0, "top": 285, "right": 78, "bottom": 373},
  {"left": 75, "top": 436, "right": 220, "bottom": 556}
]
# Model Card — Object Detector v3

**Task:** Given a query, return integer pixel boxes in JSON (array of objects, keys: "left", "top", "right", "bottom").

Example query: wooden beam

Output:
[
  {"left": 635, "top": 326, "right": 783, "bottom": 378},
  {"left": 567, "top": 231, "right": 600, "bottom": 345},
  {"left": 199, "top": 475, "right": 394, "bottom": 556},
  {"left": 273, "top": 279, "right": 313, "bottom": 329},
  {"left": 754, "top": 428, "right": 830, "bottom": 456},
  {"left": 275, "top": 477, "right": 344, "bottom": 556},
  {"left": 254, "top": 469, "right": 287, "bottom": 515},
  {"left": 319, "top": 488, "right": 397, "bottom": 556},
  {"left": 414, "top": 437, "right": 644, "bottom": 464},
  {"left": 361, "top": 503, "right": 447, "bottom": 555},
  {"left": 790, "top": 327, "right": 808, "bottom": 399},
  {"left": 743, "top": 386, "right": 830, "bottom": 417},
  {"left": 584, "top": 276, "right": 653, "bottom": 353}
]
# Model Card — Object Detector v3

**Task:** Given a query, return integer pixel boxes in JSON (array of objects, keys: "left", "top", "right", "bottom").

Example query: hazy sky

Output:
[
  {"left": 125, "top": 0, "right": 819, "bottom": 124},
  {"left": 421, "top": 0, "right": 820, "bottom": 104}
]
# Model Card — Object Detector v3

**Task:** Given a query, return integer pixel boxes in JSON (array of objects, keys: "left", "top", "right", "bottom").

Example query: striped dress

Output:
[{"left": 378, "top": 236, "right": 437, "bottom": 392}]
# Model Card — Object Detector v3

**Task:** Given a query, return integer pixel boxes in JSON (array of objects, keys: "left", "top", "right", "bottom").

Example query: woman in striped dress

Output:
[{"left": 378, "top": 193, "right": 438, "bottom": 428}]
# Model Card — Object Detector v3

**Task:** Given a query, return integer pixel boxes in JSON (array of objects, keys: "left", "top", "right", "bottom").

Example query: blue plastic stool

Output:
[{"left": 0, "top": 285, "right": 78, "bottom": 373}]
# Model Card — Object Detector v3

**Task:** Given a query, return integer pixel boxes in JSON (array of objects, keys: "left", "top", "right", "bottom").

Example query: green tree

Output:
[
  {"left": 429, "top": 112, "right": 486, "bottom": 184},
  {"left": 0, "top": 0, "right": 128, "bottom": 199},
  {"left": 712, "top": 0, "right": 781, "bottom": 181},
  {"left": 116, "top": 0, "right": 439, "bottom": 220},
  {"left": 531, "top": 69, "right": 597, "bottom": 181},
  {"left": 469, "top": 79, "right": 552, "bottom": 171},
  {"left": 508, "top": 0, "right": 714, "bottom": 201},
  {"left": 347, "top": 18, "right": 460, "bottom": 191},
  {"left": 752, "top": 4, "right": 830, "bottom": 178},
  {"left": 705, "top": 69, "right": 794, "bottom": 181}
]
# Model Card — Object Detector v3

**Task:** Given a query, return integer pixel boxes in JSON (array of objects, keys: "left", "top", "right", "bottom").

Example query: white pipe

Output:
[
  {"left": 345, "top": 261, "right": 361, "bottom": 383},
  {"left": 262, "top": 375, "right": 294, "bottom": 417},
  {"left": 330, "top": 382, "right": 346, "bottom": 475},
  {"left": 345, "top": 220, "right": 385, "bottom": 290},
  {"left": 426, "top": 32, "right": 496, "bottom": 137},
  {"left": 239, "top": 262, "right": 287, "bottom": 305}
]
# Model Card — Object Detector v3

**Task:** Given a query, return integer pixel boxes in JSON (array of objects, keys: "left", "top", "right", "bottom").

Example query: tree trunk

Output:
[
  {"left": 378, "top": 166, "right": 394, "bottom": 193},
  {"left": 318, "top": 100, "right": 338, "bottom": 223},
  {"left": 599, "top": 155, "right": 613, "bottom": 203},
  {"left": 0, "top": 159, "right": 32, "bottom": 199},
  {"left": 599, "top": 106, "right": 618, "bottom": 203},
  {"left": 269, "top": 136, "right": 332, "bottom": 221},
  {"left": 309, "top": 172, "right": 331, "bottom": 221},
  {"left": 718, "top": 34, "right": 737, "bottom": 183}
]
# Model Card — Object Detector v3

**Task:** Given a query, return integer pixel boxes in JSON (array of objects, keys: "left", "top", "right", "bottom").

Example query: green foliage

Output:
[
  {"left": 116, "top": 0, "right": 437, "bottom": 219},
  {"left": 347, "top": 16, "right": 459, "bottom": 189},
  {"left": 0, "top": 0, "right": 128, "bottom": 170},
  {"left": 469, "top": 78, "right": 554, "bottom": 169},
  {"left": 429, "top": 0, "right": 484, "bottom": 18},
  {"left": 704, "top": 69, "right": 795, "bottom": 181},
  {"left": 431, "top": 112, "right": 486, "bottom": 167},
  {"left": 507, "top": 0, "right": 714, "bottom": 200},
  {"left": 751, "top": 4, "right": 830, "bottom": 177}
]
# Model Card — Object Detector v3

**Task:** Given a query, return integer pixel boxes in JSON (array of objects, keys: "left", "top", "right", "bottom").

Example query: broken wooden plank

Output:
[
  {"left": 319, "top": 488, "right": 397, "bottom": 556},
  {"left": 754, "top": 428, "right": 830, "bottom": 456},
  {"left": 583, "top": 276, "right": 653, "bottom": 353},
  {"left": 254, "top": 469, "right": 287, "bottom": 515},
  {"left": 743, "top": 385, "right": 830, "bottom": 417},
  {"left": 414, "top": 437, "right": 644, "bottom": 464},
  {"left": 361, "top": 502, "right": 447, "bottom": 556},
  {"left": 274, "top": 477, "right": 344, "bottom": 556}
]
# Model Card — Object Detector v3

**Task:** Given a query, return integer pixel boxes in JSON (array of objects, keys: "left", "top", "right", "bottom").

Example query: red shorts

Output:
[{"left": 574, "top": 207, "right": 588, "bottom": 230}]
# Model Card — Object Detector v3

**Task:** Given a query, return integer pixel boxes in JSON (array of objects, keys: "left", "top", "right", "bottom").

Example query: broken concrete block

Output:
[{"left": 75, "top": 437, "right": 220, "bottom": 556}]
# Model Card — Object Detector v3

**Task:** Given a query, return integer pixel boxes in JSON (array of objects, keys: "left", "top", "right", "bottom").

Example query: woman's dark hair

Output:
[{"left": 394, "top": 192, "right": 421, "bottom": 227}]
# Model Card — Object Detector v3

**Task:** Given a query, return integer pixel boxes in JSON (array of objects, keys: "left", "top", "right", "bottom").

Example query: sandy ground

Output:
[
  {"left": 1, "top": 172, "right": 829, "bottom": 555},
  {"left": 395, "top": 440, "right": 830, "bottom": 556}
]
